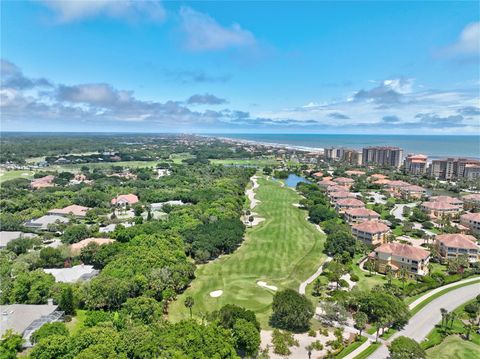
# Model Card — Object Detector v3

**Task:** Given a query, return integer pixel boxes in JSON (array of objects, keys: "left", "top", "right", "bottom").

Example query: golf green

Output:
[{"left": 169, "top": 176, "right": 327, "bottom": 327}]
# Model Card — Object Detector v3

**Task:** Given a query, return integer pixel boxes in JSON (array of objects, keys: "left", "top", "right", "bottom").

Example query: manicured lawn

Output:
[
  {"left": 170, "top": 152, "right": 194, "bottom": 164},
  {"left": 168, "top": 176, "right": 327, "bottom": 327},
  {"left": 66, "top": 310, "right": 87, "bottom": 335},
  {"left": 0, "top": 170, "right": 35, "bottom": 183},
  {"left": 354, "top": 342, "right": 380, "bottom": 359},
  {"left": 350, "top": 254, "right": 385, "bottom": 291},
  {"left": 426, "top": 335, "right": 480, "bottom": 359},
  {"left": 54, "top": 160, "right": 160, "bottom": 172},
  {"left": 336, "top": 336, "right": 367, "bottom": 358}
]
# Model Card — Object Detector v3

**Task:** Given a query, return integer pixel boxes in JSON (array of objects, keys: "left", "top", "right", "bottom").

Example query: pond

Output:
[{"left": 284, "top": 174, "right": 311, "bottom": 188}]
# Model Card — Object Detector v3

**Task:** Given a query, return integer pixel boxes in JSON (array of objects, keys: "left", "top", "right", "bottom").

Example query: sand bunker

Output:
[
  {"left": 246, "top": 176, "right": 260, "bottom": 209},
  {"left": 209, "top": 290, "right": 223, "bottom": 298},
  {"left": 257, "top": 281, "right": 278, "bottom": 291}
]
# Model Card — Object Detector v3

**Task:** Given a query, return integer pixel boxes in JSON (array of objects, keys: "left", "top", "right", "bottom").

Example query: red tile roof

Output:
[
  {"left": 312, "top": 172, "right": 324, "bottom": 178},
  {"left": 333, "top": 177, "right": 355, "bottom": 184},
  {"left": 111, "top": 194, "right": 139, "bottom": 205},
  {"left": 436, "top": 234, "right": 479, "bottom": 250},
  {"left": 402, "top": 185, "right": 425, "bottom": 193},
  {"left": 345, "top": 170, "right": 366, "bottom": 176},
  {"left": 352, "top": 220, "right": 390, "bottom": 233},
  {"left": 345, "top": 208, "right": 380, "bottom": 217},
  {"left": 421, "top": 201, "right": 460, "bottom": 210},
  {"left": 430, "top": 196, "right": 463, "bottom": 205},
  {"left": 330, "top": 191, "right": 356, "bottom": 199},
  {"left": 370, "top": 174, "right": 388, "bottom": 180},
  {"left": 388, "top": 180, "right": 410, "bottom": 188},
  {"left": 460, "top": 212, "right": 480, "bottom": 222},
  {"left": 336, "top": 198, "right": 365, "bottom": 207},
  {"left": 48, "top": 205, "right": 90, "bottom": 217},
  {"left": 375, "top": 242, "right": 430, "bottom": 260},
  {"left": 463, "top": 194, "right": 480, "bottom": 203}
]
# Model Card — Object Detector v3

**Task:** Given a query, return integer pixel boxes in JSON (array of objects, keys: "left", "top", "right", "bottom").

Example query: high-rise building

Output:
[
  {"left": 429, "top": 158, "right": 480, "bottom": 180},
  {"left": 362, "top": 146, "right": 404, "bottom": 168},
  {"left": 404, "top": 154, "right": 428, "bottom": 175},
  {"left": 324, "top": 147, "right": 362, "bottom": 165}
]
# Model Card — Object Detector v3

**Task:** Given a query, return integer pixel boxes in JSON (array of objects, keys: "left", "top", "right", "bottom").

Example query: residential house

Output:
[
  {"left": 0, "top": 231, "right": 37, "bottom": 248},
  {"left": 344, "top": 208, "right": 380, "bottom": 224},
  {"left": 69, "top": 237, "right": 115, "bottom": 255},
  {"left": 460, "top": 213, "right": 480, "bottom": 236},
  {"left": 345, "top": 170, "right": 366, "bottom": 177},
  {"left": 333, "top": 177, "right": 355, "bottom": 189},
  {"left": 111, "top": 194, "right": 139, "bottom": 207},
  {"left": 435, "top": 233, "right": 479, "bottom": 263},
  {"left": 421, "top": 201, "right": 462, "bottom": 219},
  {"left": 400, "top": 185, "right": 426, "bottom": 200},
  {"left": 371, "top": 242, "right": 430, "bottom": 277},
  {"left": 329, "top": 191, "right": 357, "bottom": 203},
  {"left": 429, "top": 196, "right": 463, "bottom": 207},
  {"left": 44, "top": 264, "right": 99, "bottom": 283},
  {"left": 30, "top": 175, "right": 55, "bottom": 189},
  {"left": 24, "top": 215, "right": 69, "bottom": 231},
  {"left": 48, "top": 205, "right": 90, "bottom": 218},
  {"left": 0, "top": 301, "right": 63, "bottom": 347},
  {"left": 351, "top": 220, "right": 390, "bottom": 246}
]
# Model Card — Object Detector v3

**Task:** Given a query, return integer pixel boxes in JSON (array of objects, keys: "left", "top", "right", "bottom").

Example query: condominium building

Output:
[
  {"left": 404, "top": 154, "right": 428, "bottom": 175},
  {"left": 362, "top": 146, "right": 404, "bottom": 168},
  {"left": 351, "top": 220, "right": 390, "bottom": 246},
  {"left": 333, "top": 177, "right": 355, "bottom": 189},
  {"left": 335, "top": 198, "right": 365, "bottom": 212},
  {"left": 460, "top": 213, "right": 480, "bottom": 236},
  {"left": 329, "top": 191, "right": 357, "bottom": 203},
  {"left": 324, "top": 147, "right": 363, "bottom": 165},
  {"left": 429, "top": 158, "right": 480, "bottom": 180},
  {"left": 435, "top": 233, "right": 479, "bottom": 263},
  {"left": 371, "top": 242, "right": 430, "bottom": 278},
  {"left": 400, "top": 185, "right": 426, "bottom": 200},
  {"left": 421, "top": 201, "right": 462, "bottom": 219},
  {"left": 344, "top": 208, "right": 380, "bottom": 224},
  {"left": 463, "top": 194, "right": 480, "bottom": 210}
]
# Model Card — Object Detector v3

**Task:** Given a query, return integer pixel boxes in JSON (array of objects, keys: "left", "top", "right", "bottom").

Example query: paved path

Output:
[
  {"left": 246, "top": 175, "right": 260, "bottom": 210},
  {"left": 299, "top": 257, "right": 332, "bottom": 294},
  {"left": 390, "top": 202, "right": 417, "bottom": 221},
  {"left": 368, "top": 280, "right": 480, "bottom": 359}
]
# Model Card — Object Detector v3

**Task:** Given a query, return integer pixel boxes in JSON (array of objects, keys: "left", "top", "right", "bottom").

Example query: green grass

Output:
[
  {"left": 170, "top": 152, "right": 194, "bottom": 164},
  {"left": 426, "top": 335, "right": 480, "bottom": 359},
  {"left": 409, "top": 279, "right": 480, "bottom": 316},
  {"left": 168, "top": 176, "right": 327, "bottom": 327},
  {"left": 353, "top": 342, "right": 381, "bottom": 359},
  {"left": 209, "top": 158, "right": 279, "bottom": 166},
  {"left": 0, "top": 170, "right": 35, "bottom": 183},
  {"left": 66, "top": 310, "right": 87, "bottom": 335},
  {"left": 336, "top": 336, "right": 367, "bottom": 358},
  {"left": 53, "top": 160, "right": 160, "bottom": 172},
  {"left": 350, "top": 254, "right": 385, "bottom": 291}
]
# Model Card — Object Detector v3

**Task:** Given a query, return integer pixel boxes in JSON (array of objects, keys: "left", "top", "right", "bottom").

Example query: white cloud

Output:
[
  {"left": 40, "top": 0, "right": 166, "bottom": 23},
  {"left": 441, "top": 22, "right": 480, "bottom": 58},
  {"left": 179, "top": 7, "right": 255, "bottom": 51}
]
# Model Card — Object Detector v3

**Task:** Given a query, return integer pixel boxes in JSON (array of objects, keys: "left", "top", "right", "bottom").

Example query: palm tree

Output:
[
  {"left": 464, "top": 323, "right": 473, "bottom": 340},
  {"left": 385, "top": 265, "right": 393, "bottom": 285},
  {"left": 440, "top": 308, "right": 448, "bottom": 328},
  {"left": 399, "top": 267, "right": 409, "bottom": 290},
  {"left": 184, "top": 296, "right": 194, "bottom": 318},
  {"left": 448, "top": 312, "right": 457, "bottom": 328}
]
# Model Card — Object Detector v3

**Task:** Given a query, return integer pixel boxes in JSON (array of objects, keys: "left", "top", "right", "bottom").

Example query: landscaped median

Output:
[{"left": 347, "top": 276, "right": 480, "bottom": 359}]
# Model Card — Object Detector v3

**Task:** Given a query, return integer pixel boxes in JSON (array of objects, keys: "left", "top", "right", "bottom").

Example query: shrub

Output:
[
  {"left": 350, "top": 273, "right": 360, "bottom": 282},
  {"left": 308, "top": 329, "right": 316, "bottom": 337}
]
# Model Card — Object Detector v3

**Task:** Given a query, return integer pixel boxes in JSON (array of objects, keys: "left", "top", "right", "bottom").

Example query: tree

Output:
[
  {"left": 0, "top": 330, "right": 23, "bottom": 359},
  {"left": 389, "top": 336, "right": 425, "bottom": 359},
  {"left": 269, "top": 289, "right": 314, "bottom": 332},
  {"left": 326, "top": 260, "right": 346, "bottom": 289},
  {"left": 213, "top": 304, "right": 260, "bottom": 331},
  {"left": 365, "top": 260, "right": 375, "bottom": 276},
  {"left": 399, "top": 267, "right": 409, "bottom": 289},
  {"left": 312, "top": 278, "right": 323, "bottom": 297},
  {"left": 121, "top": 296, "right": 162, "bottom": 325},
  {"left": 232, "top": 319, "right": 261, "bottom": 358},
  {"left": 184, "top": 296, "right": 194, "bottom": 318},
  {"left": 62, "top": 224, "right": 89, "bottom": 244},
  {"left": 385, "top": 265, "right": 394, "bottom": 285},
  {"left": 31, "top": 322, "right": 68, "bottom": 344},
  {"left": 354, "top": 312, "right": 368, "bottom": 337},
  {"left": 324, "top": 231, "right": 356, "bottom": 258},
  {"left": 38, "top": 247, "right": 65, "bottom": 268},
  {"left": 59, "top": 286, "right": 75, "bottom": 315},
  {"left": 440, "top": 308, "right": 448, "bottom": 328},
  {"left": 464, "top": 323, "right": 474, "bottom": 340}
]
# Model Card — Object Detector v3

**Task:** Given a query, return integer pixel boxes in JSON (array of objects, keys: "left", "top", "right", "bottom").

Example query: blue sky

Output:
[{"left": 1, "top": 0, "right": 479, "bottom": 134}]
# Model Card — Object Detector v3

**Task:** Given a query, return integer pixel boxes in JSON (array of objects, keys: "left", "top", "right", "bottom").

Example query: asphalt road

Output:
[{"left": 369, "top": 282, "right": 480, "bottom": 359}]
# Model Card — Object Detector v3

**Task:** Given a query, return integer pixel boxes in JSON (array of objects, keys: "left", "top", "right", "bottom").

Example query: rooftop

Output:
[
  {"left": 436, "top": 234, "right": 479, "bottom": 250},
  {"left": 352, "top": 220, "right": 390, "bottom": 233},
  {"left": 461, "top": 212, "right": 480, "bottom": 222},
  {"left": 111, "top": 193, "right": 139, "bottom": 205},
  {"left": 70, "top": 237, "right": 115, "bottom": 253},
  {"left": 333, "top": 177, "right": 355, "bottom": 184},
  {"left": 429, "top": 196, "right": 463, "bottom": 205},
  {"left": 463, "top": 194, "right": 480, "bottom": 202},
  {"left": 375, "top": 242, "right": 430, "bottom": 260},
  {"left": 336, "top": 198, "right": 365, "bottom": 207},
  {"left": 48, "top": 204, "right": 90, "bottom": 217},
  {"left": 24, "top": 215, "right": 69, "bottom": 230},
  {"left": 43, "top": 264, "right": 98, "bottom": 283},
  {"left": 0, "top": 231, "right": 36, "bottom": 248},
  {"left": 421, "top": 201, "right": 460, "bottom": 210},
  {"left": 345, "top": 208, "right": 380, "bottom": 217}
]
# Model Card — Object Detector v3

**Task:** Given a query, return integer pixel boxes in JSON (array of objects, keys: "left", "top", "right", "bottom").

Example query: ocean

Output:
[{"left": 216, "top": 134, "right": 480, "bottom": 159}]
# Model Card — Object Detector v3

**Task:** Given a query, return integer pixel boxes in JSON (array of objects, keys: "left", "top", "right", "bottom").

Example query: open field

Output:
[
  {"left": 169, "top": 176, "right": 327, "bottom": 326},
  {"left": 52, "top": 160, "right": 160, "bottom": 172},
  {"left": 0, "top": 170, "right": 35, "bottom": 183},
  {"left": 426, "top": 335, "right": 480, "bottom": 359}
]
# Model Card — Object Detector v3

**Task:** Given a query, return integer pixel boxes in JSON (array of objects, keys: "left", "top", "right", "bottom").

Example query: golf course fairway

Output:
[{"left": 169, "top": 175, "right": 326, "bottom": 326}]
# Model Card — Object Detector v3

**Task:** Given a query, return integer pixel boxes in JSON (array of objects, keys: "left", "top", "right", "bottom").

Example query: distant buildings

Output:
[
  {"left": 371, "top": 242, "right": 430, "bottom": 277},
  {"left": 324, "top": 147, "right": 363, "bottom": 165},
  {"left": 435, "top": 234, "right": 479, "bottom": 263},
  {"left": 362, "top": 146, "right": 404, "bottom": 168},
  {"left": 404, "top": 154, "right": 428, "bottom": 175},
  {"left": 429, "top": 158, "right": 480, "bottom": 180}
]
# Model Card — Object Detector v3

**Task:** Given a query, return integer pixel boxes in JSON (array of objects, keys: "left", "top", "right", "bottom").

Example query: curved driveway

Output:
[{"left": 368, "top": 281, "right": 480, "bottom": 359}]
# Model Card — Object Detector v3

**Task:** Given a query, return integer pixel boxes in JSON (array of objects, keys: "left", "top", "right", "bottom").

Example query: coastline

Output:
[{"left": 207, "top": 134, "right": 480, "bottom": 160}]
